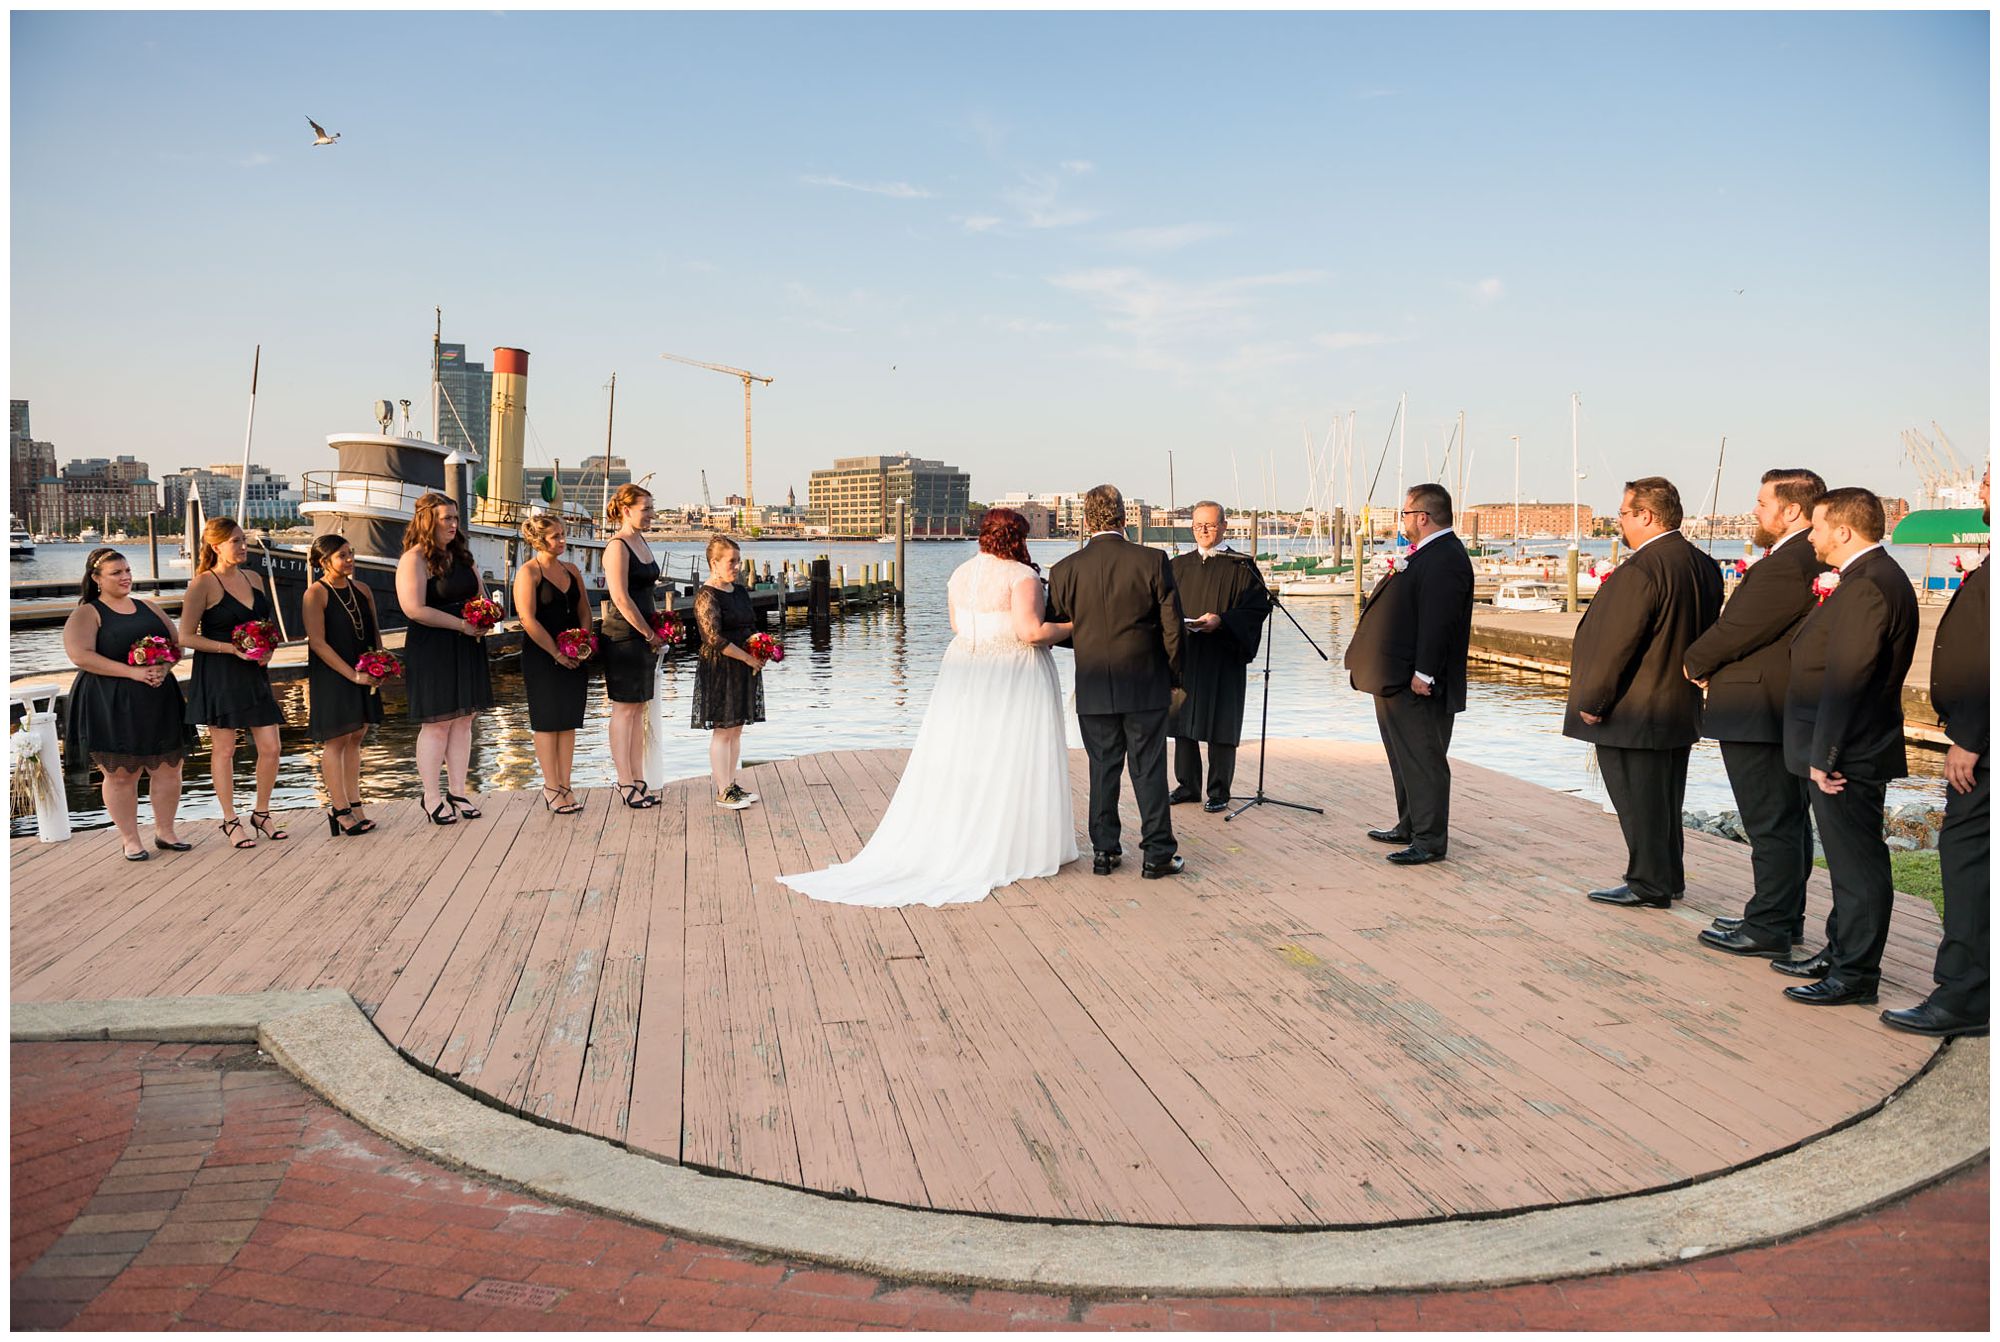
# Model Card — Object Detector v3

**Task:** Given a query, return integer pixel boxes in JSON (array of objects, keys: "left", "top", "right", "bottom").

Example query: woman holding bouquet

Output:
[
  {"left": 514, "top": 514, "right": 590, "bottom": 814},
  {"left": 303, "top": 535, "right": 385, "bottom": 836},
  {"left": 599, "top": 484, "right": 667, "bottom": 809},
  {"left": 396, "top": 492, "right": 494, "bottom": 825},
  {"left": 179, "top": 517, "right": 285, "bottom": 848},
  {"left": 693, "top": 533, "right": 767, "bottom": 811},
  {"left": 62, "top": 548, "right": 195, "bottom": 859}
]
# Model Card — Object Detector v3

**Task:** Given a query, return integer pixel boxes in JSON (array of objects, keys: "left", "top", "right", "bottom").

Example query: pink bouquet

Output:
[
  {"left": 461, "top": 597, "right": 504, "bottom": 632},
  {"left": 556, "top": 627, "right": 598, "bottom": 660},
  {"left": 747, "top": 632, "right": 783, "bottom": 664},
  {"left": 127, "top": 635, "right": 179, "bottom": 667},
  {"left": 649, "top": 611, "right": 685, "bottom": 646},
  {"left": 230, "top": 619, "right": 279, "bottom": 663},
  {"left": 354, "top": 650, "right": 402, "bottom": 680}
]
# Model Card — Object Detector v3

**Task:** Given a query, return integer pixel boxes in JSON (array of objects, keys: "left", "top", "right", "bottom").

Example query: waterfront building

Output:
[
  {"left": 808, "top": 454, "right": 973, "bottom": 538},
  {"left": 1460, "top": 500, "right": 1599, "bottom": 540},
  {"left": 521, "top": 455, "right": 632, "bottom": 511},
  {"left": 9, "top": 400, "right": 56, "bottom": 526},
  {"left": 434, "top": 343, "right": 492, "bottom": 461},
  {"left": 36, "top": 455, "right": 158, "bottom": 531},
  {"left": 161, "top": 463, "right": 298, "bottom": 527}
]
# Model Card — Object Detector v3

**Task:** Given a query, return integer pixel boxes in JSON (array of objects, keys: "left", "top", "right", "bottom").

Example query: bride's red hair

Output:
[{"left": 979, "top": 508, "right": 1035, "bottom": 569}]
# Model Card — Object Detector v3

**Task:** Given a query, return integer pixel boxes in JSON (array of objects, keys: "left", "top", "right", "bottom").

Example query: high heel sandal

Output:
[
  {"left": 617, "top": 782, "right": 660, "bottom": 809},
  {"left": 347, "top": 809, "right": 377, "bottom": 835},
  {"left": 541, "top": 786, "right": 584, "bottom": 816},
  {"left": 445, "top": 792, "right": 482, "bottom": 820},
  {"left": 250, "top": 810, "right": 289, "bottom": 842},
  {"left": 327, "top": 805, "right": 363, "bottom": 837},
  {"left": 420, "top": 798, "right": 458, "bottom": 826},
  {"left": 221, "top": 816, "right": 256, "bottom": 849}
]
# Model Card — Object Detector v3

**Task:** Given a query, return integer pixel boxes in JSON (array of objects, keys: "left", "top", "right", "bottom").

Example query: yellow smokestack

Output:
[{"left": 481, "top": 347, "right": 529, "bottom": 522}]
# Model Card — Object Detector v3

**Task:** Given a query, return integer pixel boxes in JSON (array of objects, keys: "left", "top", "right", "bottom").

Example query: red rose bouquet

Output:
[
  {"left": 747, "top": 632, "right": 783, "bottom": 664},
  {"left": 231, "top": 619, "right": 279, "bottom": 663},
  {"left": 556, "top": 628, "right": 598, "bottom": 660},
  {"left": 649, "top": 611, "right": 684, "bottom": 646},
  {"left": 461, "top": 596, "right": 504, "bottom": 632},
  {"left": 127, "top": 635, "right": 179, "bottom": 667},
  {"left": 354, "top": 650, "right": 402, "bottom": 680}
]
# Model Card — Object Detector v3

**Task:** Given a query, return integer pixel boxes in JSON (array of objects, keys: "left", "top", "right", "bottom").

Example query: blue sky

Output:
[{"left": 11, "top": 10, "right": 1989, "bottom": 516}]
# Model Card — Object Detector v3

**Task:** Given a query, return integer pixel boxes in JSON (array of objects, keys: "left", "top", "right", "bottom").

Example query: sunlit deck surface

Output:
[{"left": 12, "top": 741, "right": 1943, "bottom": 1228}]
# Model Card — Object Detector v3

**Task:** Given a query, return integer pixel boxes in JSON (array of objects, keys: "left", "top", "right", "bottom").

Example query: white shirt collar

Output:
[
  {"left": 1769, "top": 526, "right": 1808, "bottom": 554},
  {"left": 1411, "top": 526, "right": 1455, "bottom": 552},
  {"left": 1840, "top": 542, "right": 1884, "bottom": 573},
  {"left": 1632, "top": 527, "right": 1681, "bottom": 553},
  {"left": 1089, "top": 529, "right": 1124, "bottom": 540},
  {"left": 1197, "top": 542, "right": 1230, "bottom": 558}
]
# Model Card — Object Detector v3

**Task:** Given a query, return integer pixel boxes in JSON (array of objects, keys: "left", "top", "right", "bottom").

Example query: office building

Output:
[
  {"left": 160, "top": 463, "right": 298, "bottom": 527},
  {"left": 808, "top": 454, "right": 973, "bottom": 538},
  {"left": 1459, "top": 500, "right": 1599, "bottom": 540},
  {"left": 36, "top": 456, "right": 158, "bottom": 531},
  {"left": 521, "top": 455, "right": 632, "bottom": 513},
  {"left": 435, "top": 343, "right": 492, "bottom": 460},
  {"left": 10, "top": 400, "right": 56, "bottom": 526}
]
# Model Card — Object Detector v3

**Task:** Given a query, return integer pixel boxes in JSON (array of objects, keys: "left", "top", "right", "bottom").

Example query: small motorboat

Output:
[{"left": 1489, "top": 579, "right": 1563, "bottom": 612}]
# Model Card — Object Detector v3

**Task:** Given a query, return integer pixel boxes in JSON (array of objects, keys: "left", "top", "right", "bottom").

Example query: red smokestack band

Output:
[{"left": 493, "top": 348, "right": 529, "bottom": 376}]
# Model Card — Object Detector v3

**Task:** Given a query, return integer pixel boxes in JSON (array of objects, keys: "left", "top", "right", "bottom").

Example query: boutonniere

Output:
[
  {"left": 1383, "top": 551, "right": 1412, "bottom": 576},
  {"left": 1812, "top": 572, "right": 1841, "bottom": 605}
]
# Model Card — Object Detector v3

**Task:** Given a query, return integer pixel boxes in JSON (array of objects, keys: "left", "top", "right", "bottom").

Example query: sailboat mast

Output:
[
  {"left": 235, "top": 345, "right": 260, "bottom": 523},
  {"left": 603, "top": 372, "right": 617, "bottom": 527},
  {"left": 1570, "top": 392, "right": 1581, "bottom": 547},
  {"left": 431, "top": 309, "right": 442, "bottom": 443}
]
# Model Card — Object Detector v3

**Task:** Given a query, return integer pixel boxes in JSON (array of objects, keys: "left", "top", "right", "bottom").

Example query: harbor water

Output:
[{"left": 10, "top": 538, "right": 1949, "bottom": 836}]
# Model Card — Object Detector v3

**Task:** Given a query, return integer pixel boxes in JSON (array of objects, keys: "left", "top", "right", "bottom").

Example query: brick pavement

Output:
[{"left": 10, "top": 1042, "right": 1990, "bottom": 1331}]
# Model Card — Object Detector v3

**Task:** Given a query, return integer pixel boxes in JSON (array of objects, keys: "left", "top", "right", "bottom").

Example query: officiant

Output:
[{"left": 1168, "top": 501, "right": 1272, "bottom": 812}]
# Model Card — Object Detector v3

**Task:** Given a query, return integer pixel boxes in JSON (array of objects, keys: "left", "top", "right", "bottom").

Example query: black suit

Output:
[
  {"left": 1563, "top": 531, "right": 1725, "bottom": 899},
  {"left": 1047, "top": 535, "right": 1185, "bottom": 865},
  {"left": 1785, "top": 546, "right": 1920, "bottom": 992},
  {"left": 1927, "top": 559, "right": 1988, "bottom": 1021},
  {"left": 1683, "top": 532, "right": 1830, "bottom": 941},
  {"left": 1343, "top": 531, "right": 1474, "bottom": 852}
]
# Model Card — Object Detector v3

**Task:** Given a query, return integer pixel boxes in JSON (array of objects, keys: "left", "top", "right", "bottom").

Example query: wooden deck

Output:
[{"left": 11, "top": 742, "right": 1943, "bottom": 1229}]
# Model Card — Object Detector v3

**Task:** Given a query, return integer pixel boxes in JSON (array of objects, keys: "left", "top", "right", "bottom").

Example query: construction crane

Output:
[
  {"left": 661, "top": 353, "right": 773, "bottom": 526},
  {"left": 700, "top": 468, "right": 713, "bottom": 514}
]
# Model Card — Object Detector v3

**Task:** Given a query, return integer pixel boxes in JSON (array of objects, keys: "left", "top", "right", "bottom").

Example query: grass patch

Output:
[{"left": 1816, "top": 850, "right": 1944, "bottom": 917}]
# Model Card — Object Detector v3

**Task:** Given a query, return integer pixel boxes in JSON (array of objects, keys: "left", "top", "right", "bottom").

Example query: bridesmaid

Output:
[
  {"left": 395, "top": 492, "right": 493, "bottom": 825},
  {"left": 692, "top": 533, "right": 768, "bottom": 811},
  {"left": 302, "top": 534, "right": 385, "bottom": 836},
  {"left": 61, "top": 548, "right": 194, "bottom": 859},
  {"left": 599, "top": 483, "right": 666, "bottom": 808},
  {"left": 513, "top": 514, "right": 589, "bottom": 814},
  {"left": 179, "top": 517, "right": 285, "bottom": 849}
]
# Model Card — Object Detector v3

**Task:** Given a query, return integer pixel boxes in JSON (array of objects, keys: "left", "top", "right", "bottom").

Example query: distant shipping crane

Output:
[
  {"left": 701, "top": 469, "right": 713, "bottom": 513},
  {"left": 661, "top": 353, "right": 773, "bottom": 524}
]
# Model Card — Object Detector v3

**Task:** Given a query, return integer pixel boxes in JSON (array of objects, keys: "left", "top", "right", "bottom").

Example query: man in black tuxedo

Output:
[
  {"left": 1685, "top": 468, "right": 1831, "bottom": 957},
  {"left": 1883, "top": 465, "right": 1988, "bottom": 1037},
  {"left": 1774, "top": 487, "right": 1920, "bottom": 1007},
  {"left": 1565, "top": 477, "right": 1724, "bottom": 909},
  {"left": 1046, "top": 484, "right": 1186, "bottom": 879},
  {"left": 1343, "top": 483, "right": 1475, "bottom": 864}
]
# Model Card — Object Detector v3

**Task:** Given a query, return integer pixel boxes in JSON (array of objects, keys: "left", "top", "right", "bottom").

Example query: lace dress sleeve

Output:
[{"left": 694, "top": 586, "right": 725, "bottom": 657}]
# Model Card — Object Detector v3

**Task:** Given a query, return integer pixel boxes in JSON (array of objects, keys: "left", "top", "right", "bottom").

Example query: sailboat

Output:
[{"left": 1274, "top": 416, "right": 1354, "bottom": 596}]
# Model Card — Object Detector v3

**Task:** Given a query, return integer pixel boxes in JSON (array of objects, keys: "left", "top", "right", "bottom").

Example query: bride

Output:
[{"left": 780, "top": 508, "right": 1077, "bottom": 907}]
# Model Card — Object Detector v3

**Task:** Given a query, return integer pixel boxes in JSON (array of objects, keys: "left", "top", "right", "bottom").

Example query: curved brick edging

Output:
[{"left": 12, "top": 993, "right": 1989, "bottom": 1296}]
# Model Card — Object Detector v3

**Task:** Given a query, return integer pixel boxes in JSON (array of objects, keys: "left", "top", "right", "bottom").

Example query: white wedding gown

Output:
[{"left": 780, "top": 553, "right": 1078, "bottom": 908}]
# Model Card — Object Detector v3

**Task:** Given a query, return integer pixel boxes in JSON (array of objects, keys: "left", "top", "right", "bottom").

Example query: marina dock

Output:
[{"left": 12, "top": 741, "right": 1944, "bottom": 1230}]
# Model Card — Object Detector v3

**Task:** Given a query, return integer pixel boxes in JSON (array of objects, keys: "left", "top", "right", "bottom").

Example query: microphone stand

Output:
[{"left": 1226, "top": 589, "right": 1328, "bottom": 821}]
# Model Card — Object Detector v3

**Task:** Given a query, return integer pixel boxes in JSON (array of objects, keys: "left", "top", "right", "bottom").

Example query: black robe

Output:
[{"left": 1167, "top": 547, "right": 1271, "bottom": 745}]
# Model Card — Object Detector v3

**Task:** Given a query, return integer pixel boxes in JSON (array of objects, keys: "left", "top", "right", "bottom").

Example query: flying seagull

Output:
[
  {"left": 1733, "top": 288, "right": 1746, "bottom": 295},
  {"left": 307, "top": 117, "right": 341, "bottom": 147}
]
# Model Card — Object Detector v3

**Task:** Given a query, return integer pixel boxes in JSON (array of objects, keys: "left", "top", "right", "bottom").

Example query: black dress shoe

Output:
[
  {"left": 1386, "top": 845, "right": 1445, "bottom": 865},
  {"left": 1771, "top": 947, "right": 1834, "bottom": 979},
  {"left": 1202, "top": 799, "right": 1229, "bottom": 813},
  {"left": 1697, "top": 927, "right": 1791, "bottom": 958},
  {"left": 1784, "top": 977, "right": 1878, "bottom": 1007},
  {"left": 1167, "top": 788, "right": 1200, "bottom": 806},
  {"left": 1141, "top": 855, "right": 1185, "bottom": 880},
  {"left": 1092, "top": 850, "right": 1122, "bottom": 876},
  {"left": 1367, "top": 827, "right": 1413, "bottom": 845},
  {"left": 1880, "top": 1002, "right": 1990, "bottom": 1038},
  {"left": 1588, "top": 886, "right": 1672, "bottom": 909}
]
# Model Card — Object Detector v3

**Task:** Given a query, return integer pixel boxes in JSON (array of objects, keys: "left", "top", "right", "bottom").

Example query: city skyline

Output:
[{"left": 10, "top": 11, "right": 1988, "bottom": 520}]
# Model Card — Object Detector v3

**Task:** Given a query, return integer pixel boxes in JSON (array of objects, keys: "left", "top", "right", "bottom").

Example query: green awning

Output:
[{"left": 1891, "top": 508, "right": 1989, "bottom": 545}]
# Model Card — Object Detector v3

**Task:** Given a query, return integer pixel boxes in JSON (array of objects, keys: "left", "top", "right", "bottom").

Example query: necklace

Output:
[{"left": 326, "top": 579, "right": 367, "bottom": 641}]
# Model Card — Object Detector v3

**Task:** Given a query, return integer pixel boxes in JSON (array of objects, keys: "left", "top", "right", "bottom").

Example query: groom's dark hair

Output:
[
  {"left": 1406, "top": 483, "right": 1453, "bottom": 527},
  {"left": 1083, "top": 484, "right": 1126, "bottom": 535}
]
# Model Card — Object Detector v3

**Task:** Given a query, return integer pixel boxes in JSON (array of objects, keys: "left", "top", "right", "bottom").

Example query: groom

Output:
[{"left": 1047, "top": 484, "right": 1187, "bottom": 879}]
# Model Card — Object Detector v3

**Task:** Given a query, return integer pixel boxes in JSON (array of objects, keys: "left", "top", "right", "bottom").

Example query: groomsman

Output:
[
  {"left": 1882, "top": 465, "right": 1988, "bottom": 1037},
  {"left": 1168, "top": 502, "right": 1272, "bottom": 812},
  {"left": 1566, "top": 477, "right": 1724, "bottom": 909},
  {"left": 1344, "top": 483, "right": 1474, "bottom": 864},
  {"left": 1774, "top": 487, "right": 1919, "bottom": 1007},
  {"left": 1685, "top": 468, "right": 1831, "bottom": 956}
]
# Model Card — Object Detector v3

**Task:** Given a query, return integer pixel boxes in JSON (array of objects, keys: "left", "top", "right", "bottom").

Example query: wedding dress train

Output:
[{"left": 779, "top": 553, "right": 1077, "bottom": 908}]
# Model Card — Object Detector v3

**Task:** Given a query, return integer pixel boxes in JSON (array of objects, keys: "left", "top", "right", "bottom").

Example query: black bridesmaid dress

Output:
[
  {"left": 600, "top": 536, "right": 661, "bottom": 704},
  {"left": 64, "top": 599, "right": 195, "bottom": 771},
  {"left": 691, "top": 583, "right": 765, "bottom": 730},
  {"left": 183, "top": 579, "right": 282, "bottom": 730},
  {"left": 307, "top": 579, "right": 386, "bottom": 742},
  {"left": 403, "top": 553, "right": 495, "bottom": 723},
  {"left": 521, "top": 569, "right": 590, "bottom": 732}
]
